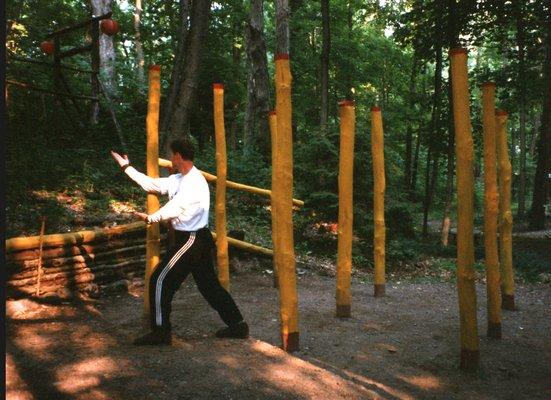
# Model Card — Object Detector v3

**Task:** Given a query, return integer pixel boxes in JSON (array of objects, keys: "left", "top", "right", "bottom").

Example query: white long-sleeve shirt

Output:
[{"left": 125, "top": 165, "right": 210, "bottom": 231}]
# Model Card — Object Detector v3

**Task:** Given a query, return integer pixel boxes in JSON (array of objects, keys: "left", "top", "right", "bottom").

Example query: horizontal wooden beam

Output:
[
  {"left": 6, "top": 79, "right": 99, "bottom": 101},
  {"left": 158, "top": 158, "right": 305, "bottom": 207},
  {"left": 59, "top": 44, "right": 93, "bottom": 59},
  {"left": 46, "top": 12, "right": 112, "bottom": 38},
  {"left": 8, "top": 55, "right": 95, "bottom": 74}
]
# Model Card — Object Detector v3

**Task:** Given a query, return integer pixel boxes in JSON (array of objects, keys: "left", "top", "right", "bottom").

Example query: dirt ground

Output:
[{"left": 6, "top": 265, "right": 551, "bottom": 400}]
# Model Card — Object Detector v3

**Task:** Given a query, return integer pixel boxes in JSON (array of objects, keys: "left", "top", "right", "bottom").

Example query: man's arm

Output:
[{"left": 110, "top": 150, "right": 168, "bottom": 194}]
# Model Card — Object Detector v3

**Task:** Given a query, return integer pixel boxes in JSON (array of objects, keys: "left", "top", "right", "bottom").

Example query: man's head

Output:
[{"left": 169, "top": 138, "right": 194, "bottom": 173}]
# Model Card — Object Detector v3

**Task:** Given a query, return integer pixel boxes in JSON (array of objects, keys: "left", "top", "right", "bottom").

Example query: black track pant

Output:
[{"left": 148, "top": 227, "right": 243, "bottom": 332}]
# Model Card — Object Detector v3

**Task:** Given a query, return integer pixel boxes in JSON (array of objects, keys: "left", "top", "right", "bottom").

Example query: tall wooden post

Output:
[
  {"left": 371, "top": 106, "right": 386, "bottom": 297},
  {"left": 213, "top": 83, "right": 230, "bottom": 291},
  {"left": 449, "top": 48, "right": 479, "bottom": 371},
  {"left": 269, "top": 110, "right": 280, "bottom": 288},
  {"left": 336, "top": 100, "right": 355, "bottom": 317},
  {"left": 274, "top": 54, "right": 299, "bottom": 352},
  {"left": 144, "top": 65, "right": 161, "bottom": 320},
  {"left": 482, "top": 83, "right": 502, "bottom": 338},
  {"left": 496, "top": 110, "right": 515, "bottom": 310}
]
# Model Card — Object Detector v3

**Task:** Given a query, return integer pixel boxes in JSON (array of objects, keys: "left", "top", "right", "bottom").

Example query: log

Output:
[
  {"left": 274, "top": 53, "right": 300, "bottom": 352},
  {"left": 336, "top": 100, "right": 355, "bottom": 317},
  {"left": 450, "top": 48, "right": 479, "bottom": 371},
  {"left": 213, "top": 83, "right": 230, "bottom": 290},
  {"left": 481, "top": 83, "right": 502, "bottom": 338},
  {"left": 5, "top": 222, "right": 146, "bottom": 253},
  {"left": 159, "top": 158, "right": 304, "bottom": 207},
  {"left": 371, "top": 106, "right": 386, "bottom": 298}
]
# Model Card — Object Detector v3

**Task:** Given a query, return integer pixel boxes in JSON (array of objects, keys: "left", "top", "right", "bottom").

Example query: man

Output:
[{"left": 110, "top": 138, "right": 249, "bottom": 345}]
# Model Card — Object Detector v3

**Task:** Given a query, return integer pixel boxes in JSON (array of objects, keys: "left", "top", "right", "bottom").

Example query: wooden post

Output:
[
  {"left": 496, "top": 109, "right": 515, "bottom": 311},
  {"left": 213, "top": 83, "right": 230, "bottom": 291},
  {"left": 449, "top": 48, "right": 479, "bottom": 371},
  {"left": 269, "top": 110, "right": 280, "bottom": 288},
  {"left": 482, "top": 83, "right": 502, "bottom": 338},
  {"left": 371, "top": 106, "right": 386, "bottom": 297},
  {"left": 35, "top": 217, "right": 47, "bottom": 296},
  {"left": 336, "top": 100, "right": 355, "bottom": 317},
  {"left": 144, "top": 65, "right": 162, "bottom": 321},
  {"left": 274, "top": 54, "right": 299, "bottom": 352}
]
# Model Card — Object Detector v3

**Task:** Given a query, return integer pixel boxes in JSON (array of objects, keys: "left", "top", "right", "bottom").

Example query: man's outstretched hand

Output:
[{"left": 110, "top": 150, "right": 130, "bottom": 169}]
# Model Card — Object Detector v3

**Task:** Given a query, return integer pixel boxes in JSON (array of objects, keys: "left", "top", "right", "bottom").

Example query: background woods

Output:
[{"left": 6, "top": 0, "right": 550, "bottom": 268}]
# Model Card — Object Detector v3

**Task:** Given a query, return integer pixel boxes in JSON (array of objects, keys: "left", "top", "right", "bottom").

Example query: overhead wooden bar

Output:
[
  {"left": 6, "top": 80, "right": 98, "bottom": 101},
  {"left": 46, "top": 12, "right": 112, "bottom": 38},
  {"left": 59, "top": 44, "right": 94, "bottom": 59}
]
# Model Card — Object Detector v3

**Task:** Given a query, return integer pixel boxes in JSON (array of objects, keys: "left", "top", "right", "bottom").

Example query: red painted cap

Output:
[
  {"left": 371, "top": 106, "right": 381, "bottom": 112},
  {"left": 150, "top": 65, "right": 161, "bottom": 71},
  {"left": 275, "top": 53, "right": 290, "bottom": 60},
  {"left": 495, "top": 109, "right": 508, "bottom": 116},
  {"left": 449, "top": 48, "right": 468, "bottom": 56},
  {"left": 338, "top": 100, "right": 355, "bottom": 107},
  {"left": 268, "top": 111, "right": 277, "bottom": 116},
  {"left": 212, "top": 83, "right": 224, "bottom": 90},
  {"left": 482, "top": 81, "right": 496, "bottom": 87}
]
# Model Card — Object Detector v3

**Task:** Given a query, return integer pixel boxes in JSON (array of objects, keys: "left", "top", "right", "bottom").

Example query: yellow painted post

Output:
[
  {"left": 496, "top": 109, "right": 515, "bottom": 311},
  {"left": 274, "top": 53, "right": 299, "bottom": 352},
  {"left": 213, "top": 83, "right": 230, "bottom": 291},
  {"left": 481, "top": 83, "right": 502, "bottom": 338},
  {"left": 371, "top": 106, "right": 386, "bottom": 298},
  {"left": 449, "top": 48, "right": 479, "bottom": 371},
  {"left": 269, "top": 110, "right": 280, "bottom": 288},
  {"left": 145, "top": 65, "right": 161, "bottom": 320},
  {"left": 336, "top": 100, "right": 355, "bottom": 317}
]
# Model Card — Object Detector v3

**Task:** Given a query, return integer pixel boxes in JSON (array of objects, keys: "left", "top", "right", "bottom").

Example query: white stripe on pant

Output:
[{"left": 155, "top": 232, "right": 196, "bottom": 326}]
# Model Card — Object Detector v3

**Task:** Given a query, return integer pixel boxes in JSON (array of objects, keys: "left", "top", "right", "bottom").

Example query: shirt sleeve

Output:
[
  {"left": 125, "top": 166, "right": 170, "bottom": 195},
  {"left": 147, "top": 184, "right": 203, "bottom": 223}
]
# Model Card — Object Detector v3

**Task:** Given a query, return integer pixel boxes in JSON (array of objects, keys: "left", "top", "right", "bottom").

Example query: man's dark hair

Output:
[{"left": 170, "top": 138, "right": 194, "bottom": 161}]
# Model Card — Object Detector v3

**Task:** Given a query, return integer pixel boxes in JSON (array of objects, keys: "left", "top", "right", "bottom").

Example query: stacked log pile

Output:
[{"left": 6, "top": 222, "right": 166, "bottom": 297}]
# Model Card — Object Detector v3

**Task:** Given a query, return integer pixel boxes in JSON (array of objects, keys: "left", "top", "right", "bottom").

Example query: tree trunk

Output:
[
  {"left": 320, "top": 0, "right": 330, "bottom": 133},
  {"left": 90, "top": 0, "right": 116, "bottom": 95},
  {"left": 405, "top": 56, "right": 418, "bottom": 190},
  {"left": 529, "top": 112, "right": 541, "bottom": 157},
  {"left": 133, "top": 0, "right": 145, "bottom": 84},
  {"left": 516, "top": 0, "right": 527, "bottom": 218},
  {"left": 441, "top": 77, "right": 455, "bottom": 245},
  {"left": 422, "top": 43, "right": 443, "bottom": 236},
  {"left": 276, "top": 0, "right": 290, "bottom": 55},
  {"left": 529, "top": 20, "right": 551, "bottom": 230},
  {"left": 244, "top": 0, "right": 272, "bottom": 157},
  {"left": 163, "top": 0, "right": 212, "bottom": 154},
  {"left": 161, "top": 0, "right": 190, "bottom": 141}
]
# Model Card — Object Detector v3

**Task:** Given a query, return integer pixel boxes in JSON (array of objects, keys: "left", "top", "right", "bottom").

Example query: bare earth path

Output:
[{"left": 6, "top": 270, "right": 551, "bottom": 399}]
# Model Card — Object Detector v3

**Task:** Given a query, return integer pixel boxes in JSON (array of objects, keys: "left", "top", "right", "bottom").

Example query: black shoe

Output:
[
  {"left": 215, "top": 321, "right": 249, "bottom": 339},
  {"left": 133, "top": 329, "right": 172, "bottom": 346}
]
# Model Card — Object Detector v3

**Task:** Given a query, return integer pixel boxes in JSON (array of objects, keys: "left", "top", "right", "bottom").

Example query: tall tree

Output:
[
  {"left": 276, "top": 0, "right": 290, "bottom": 54},
  {"left": 320, "top": 0, "right": 330, "bottom": 133},
  {"left": 515, "top": 0, "right": 528, "bottom": 218},
  {"left": 162, "top": 0, "right": 212, "bottom": 153},
  {"left": 90, "top": 0, "right": 116, "bottom": 94},
  {"left": 244, "top": 0, "right": 271, "bottom": 157},
  {"left": 133, "top": 0, "right": 145, "bottom": 84},
  {"left": 529, "top": 9, "right": 551, "bottom": 230}
]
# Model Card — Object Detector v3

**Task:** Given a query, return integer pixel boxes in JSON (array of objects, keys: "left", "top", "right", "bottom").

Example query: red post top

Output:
[
  {"left": 371, "top": 106, "right": 381, "bottom": 112},
  {"left": 212, "top": 83, "right": 224, "bottom": 90},
  {"left": 495, "top": 109, "right": 508, "bottom": 116},
  {"left": 482, "top": 81, "right": 496, "bottom": 87},
  {"left": 338, "top": 100, "right": 355, "bottom": 107},
  {"left": 268, "top": 111, "right": 277, "bottom": 116},
  {"left": 149, "top": 65, "right": 161, "bottom": 71},
  {"left": 449, "top": 48, "right": 468, "bottom": 56},
  {"left": 275, "top": 53, "right": 290, "bottom": 60}
]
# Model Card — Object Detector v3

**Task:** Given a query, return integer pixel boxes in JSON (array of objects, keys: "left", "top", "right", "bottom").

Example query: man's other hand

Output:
[
  {"left": 133, "top": 212, "right": 149, "bottom": 223},
  {"left": 110, "top": 150, "right": 130, "bottom": 168}
]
